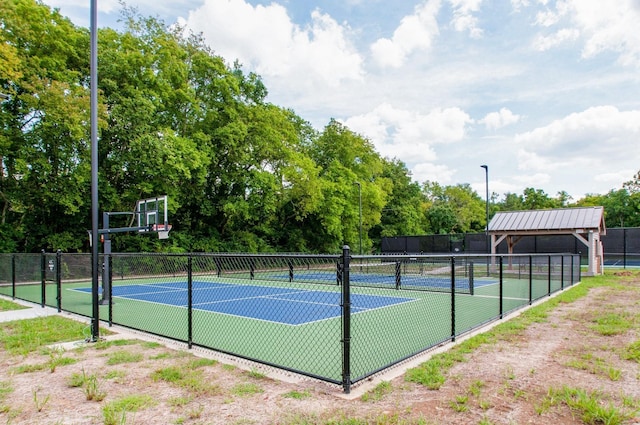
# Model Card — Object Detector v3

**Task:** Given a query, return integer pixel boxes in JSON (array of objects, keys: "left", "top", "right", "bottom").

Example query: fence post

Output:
[
  {"left": 341, "top": 245, "right": 351, "bottom": 394},
  {"left": 188, "top": 255, "right": 193, "bottom": 349},
  {"left": 11, "top": 254, "right": 16, "bottom": 300},
  {"left": 547, "top": 255, "right": 552, "bottom": 296},
  {"left": 40, "top": 250, "right": 46, "bottom": 308},
  {"left": 561, "top": 255, "right": 565, "bottom": 290},
  {"left": 499, "top": 256, "right": 503, "bottom": 319},
  {"left": 56, "top": 250, "right": 62, "bottom": 312},
  {"left": 528, "top": 255, "right": 533, "bottom": 305},
  {"left": 107, "top": 255, "right": 113, "bottom": 326},
  {"left": 451, "top": 256, "right": 456, "bottom": 341}
]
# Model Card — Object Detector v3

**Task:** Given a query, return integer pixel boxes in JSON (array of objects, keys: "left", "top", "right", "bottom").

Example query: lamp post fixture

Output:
[
  {"left": 480, "top": 165, "right": 489, "bottom": 251},
  {"left": 354, "top": 182, "right": 362, "bottom": 255}
]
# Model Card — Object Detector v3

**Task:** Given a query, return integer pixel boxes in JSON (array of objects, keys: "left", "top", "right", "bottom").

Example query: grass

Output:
[
  {"left": 590, "top": 312, "right": 635, "bottom": 336},
  {"left": 0, "top": 299, "right": 28, "bottom": 312},
  {"left": 0, "top": 316, "right": 97, "bottom": 355},
  {"left": 540, "top": 386, "right": 639, "bottom": 425},
  {"left": 405, "top": 270, "right": 631, "bottom": 392},
  {"left": 361, "top": 381, "right": 393, "bottom": 402},
  {"left": 106, "top": 350, "right": 144, "bottom": 365},
  {"left": 102, "top": 394, "right": 156, "bottom": 425},
  {"left": 563, "top": 352, "right": 622, "bottom": 381},
  {"left": 151, "top": 361, "right": 221, "bottom": 396}
]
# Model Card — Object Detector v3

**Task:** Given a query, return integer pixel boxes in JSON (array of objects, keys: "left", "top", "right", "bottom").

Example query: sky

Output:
[{"left": 41, "top": 0, "right": 640, "bottom": 201}]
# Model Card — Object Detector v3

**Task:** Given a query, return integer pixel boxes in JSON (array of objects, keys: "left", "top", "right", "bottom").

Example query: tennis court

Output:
[
  {"left": 0, "top": 251, "right": 580, "bottom": 392},
  {"left": 73, "top": 279, "right": 416, "bottom": 325}
]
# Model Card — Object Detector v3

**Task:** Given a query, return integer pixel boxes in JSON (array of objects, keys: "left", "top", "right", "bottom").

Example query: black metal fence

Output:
[
  {"left": 382, "top": 227, "right": 640, "bottom": 267},
  {"left": 0, "top": 249, "right": 580, "bottom": 393}
]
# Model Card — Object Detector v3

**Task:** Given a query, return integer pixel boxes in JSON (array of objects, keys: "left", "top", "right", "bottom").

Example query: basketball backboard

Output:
[{"left": 136, "top": 195, "right": 169, "bottom": 235}]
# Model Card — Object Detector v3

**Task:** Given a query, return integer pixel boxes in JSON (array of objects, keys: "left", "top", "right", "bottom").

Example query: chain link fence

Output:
[{"left": 0, "top": 249, "right": 580, "bottom": 393}]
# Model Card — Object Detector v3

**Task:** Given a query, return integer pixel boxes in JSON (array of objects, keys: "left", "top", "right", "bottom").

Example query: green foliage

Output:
[{"left": 2, "top": 0, "right": 640, "bottom": 255}]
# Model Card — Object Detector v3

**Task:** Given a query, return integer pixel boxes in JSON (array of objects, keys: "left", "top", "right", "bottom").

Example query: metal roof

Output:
[{"left": 488, "top": 206, "right": 605, "bottom": 233}]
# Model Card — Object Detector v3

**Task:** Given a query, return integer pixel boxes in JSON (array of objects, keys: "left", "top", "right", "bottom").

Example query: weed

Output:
[
  {"left": 504, "top": 365, "right": 515, "bottom": 380},
  {"left": 32, "top": 387, "right": 50, "bottom": 412},
  {"left": 168, "top": 396, "right": 192, "bottom": 407},
  {"left": 361, "top": 381, "right": 392, "bottom": 402},
  {"left": 590, "top": 313, "right": 634, "bottom": 336},
  {"left": 47, "top": 349, "right": 76, "bottom": 372},
  {"left": 549, "top": 386, "right": 638, "bottom": 425},
  {"left": 449, "top": 394, "right": 469, "bottom": 412},
  {"left": 622, "top": 339, "right": 640, "bottom": 363},
  {"left": 106, "top": 350, "right": 143, "bottom": 365},
  {"left": 478, "top": 399, "right": 492, "bottom": 410},
  {"left": 282, "top": 390, "right": 312, "bottom": 400},
  {"left": 102, "top": 394, "right": 155, "bottom": 425},
  {"left": 246, "top": 368, "right": 266, "bottom": 379},
  {"left": 187, "top": 404, "right": 204, "bottom": 419},
  {"left": 469, "top": 380, "right": 484, "bottom": 397},
  {"left": 405, "top": 351, "right": 464, "bottom": 390},
  {"left": 231, "top": 382, "right": 263, "bottom": 397},
  {"left": 84, "top": 373, "right": 107, "bottom": 401},
  {"left": 187, "top": 358, "right": 217, "bottom": 369}
]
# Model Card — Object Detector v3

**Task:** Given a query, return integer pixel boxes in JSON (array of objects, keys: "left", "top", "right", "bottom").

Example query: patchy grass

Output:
[
  {"left": 0, "top": 316, "right": 95, "bottom": 355},
  {"left": 0, "top": 299, "right": 28, "bottom": 312},
  {"left": 106, "top": 350, "right": 144, "bottom": 365},
  {"left": 361, "top": 381, "right": 393, "bottom": 402}
]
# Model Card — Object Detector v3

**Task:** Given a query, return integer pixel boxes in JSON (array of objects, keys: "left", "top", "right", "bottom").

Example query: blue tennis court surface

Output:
[{"left": 74, "top": 281, "right": 415, "bottom": 325}]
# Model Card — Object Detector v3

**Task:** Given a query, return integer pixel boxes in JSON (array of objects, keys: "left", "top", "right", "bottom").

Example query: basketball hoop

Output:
[{"left": 152, "top": 224, "right": 172, "bottom": 239}]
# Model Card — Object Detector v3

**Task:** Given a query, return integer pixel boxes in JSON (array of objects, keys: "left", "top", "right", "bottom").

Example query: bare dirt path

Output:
[{"left": 1, "top": 271, "right": 639, "bottom": 424}]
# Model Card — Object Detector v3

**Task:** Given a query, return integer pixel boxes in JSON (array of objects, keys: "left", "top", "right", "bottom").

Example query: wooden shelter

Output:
[{"left": 488, "top": 206, "right": 606, "bottom": 276}]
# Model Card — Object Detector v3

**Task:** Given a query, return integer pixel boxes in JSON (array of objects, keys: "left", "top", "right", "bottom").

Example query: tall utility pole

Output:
[
  {"left": 90, "top": 0, "right": 100, "bottom": 341},
  {"left": 354, "top": 182, "right": 362, "bottom": 255},
  {"left": 480, "top": 165, "right": 489, "bottom": 248}
]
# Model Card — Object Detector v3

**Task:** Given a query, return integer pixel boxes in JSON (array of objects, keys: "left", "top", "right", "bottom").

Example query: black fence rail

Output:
[{"left": 0, "top": 249, "right": 581, "bottom": 393}]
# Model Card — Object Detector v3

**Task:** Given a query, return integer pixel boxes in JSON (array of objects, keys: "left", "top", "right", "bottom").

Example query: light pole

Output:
[
  {"left": 481, "top": 165, "right": 489, "bottom": 276},
  {"left": 354, "top": 182, "right": 362, "bottom": 255},
  {"left": 480, "top": 165, "right": 489, "bottom": 249}
]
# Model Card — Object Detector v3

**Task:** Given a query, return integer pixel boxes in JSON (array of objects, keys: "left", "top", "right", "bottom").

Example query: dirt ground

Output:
[{"left": 1, "top": 271, "right": 639, "bottom": 424}]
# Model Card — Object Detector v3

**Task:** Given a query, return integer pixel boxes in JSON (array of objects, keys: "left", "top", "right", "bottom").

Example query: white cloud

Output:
[
  {"left": 514, "top": 106, "right": 640, "bottom": 192},
  {"left": 342, "top": 104, "right": 472, "bottom": 176},
  {"left": 480, "top": 108, "right": 521, "bottom": 130},
  {"left": 412, "top": 163, "right": 456, "bottom": 184},
  {"left": 530, "top": 1, "right": 640, "bottom": 67},
  {"left": 447, "top": 0, "right": 483, "bottom": 38},
  {"left": 532, "top": 28, "right": 580, "bottom": 51},
  {"left": 180, "top": 0, "right": 364, "bottom": 87},
  {"left": 370, "top": 0, "right": 441, "bottom": 68}
]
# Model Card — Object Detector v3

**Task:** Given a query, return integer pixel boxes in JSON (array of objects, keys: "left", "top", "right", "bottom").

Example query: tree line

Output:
[{"left": 1, "top": 0, "right": 639, "bottom": 254}]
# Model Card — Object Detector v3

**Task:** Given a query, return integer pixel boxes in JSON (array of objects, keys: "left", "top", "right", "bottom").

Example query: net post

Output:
[
  {"left": 394, "top": 261, "right": 401, "bottom": 290},
  {"left": 56, "top": 250, "right": 62, "bottom": 312},
  {"left": 250, "top": 259, "right": 255, "bottom": 280},
  {"left": 341, "top": 245, "right": 351, "bottom": 394},
  {"left": 288, "top": 260, "right": 294, "bottom": 283}
]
